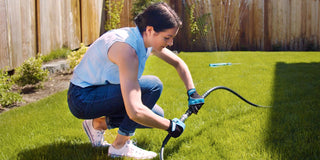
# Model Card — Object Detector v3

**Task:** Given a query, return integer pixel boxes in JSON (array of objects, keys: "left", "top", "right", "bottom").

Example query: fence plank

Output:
[
  {"left": 81, "top": 0, "right": 104, "bottom": 45},
  {"left": 6, "top": 0, "right": 36, "bottom": 69},
  {"left": 301, "top": 0, "right": 307, "bottom": 50},
  {"left": 0, "top": 0, "right": 9, "bottom": 69},
  {"left": 264, "top": 0, "right": 271, "bottom": 50},
  {"left": 61, "top": 0, "right": 81, "bottom": 50},
  {"left": 309, "top": 0, "right": 319, "bottom": 50},
  {"left": 318, "top": 0, "right": 320, "bottom": 49},
  {"left": 39, "top": 0, "right": 81, "bottom": 55},
  {"left": 240, "top": 0, "right": 250, "bottom": 50},
  {"left": 21, "top": 0, "right": 37, "bottom": 60},
  {"left": 204, "top": 0, "right": 217, "bottom": 51},
  {"left": 39, "top": 0, "right": 62, "bottom": 55},
  {"left": 120, "top": 0, "right": 134, "bottom": 28},
  {"left": 289, "top": 0, "right": 301, "bottom": 50},
  {"left": 231, "top": 0, "right": 241, "bottom": 51},
  {"left": 278, "top": 0, "right": 288, "bottom": 50},
  {"left": 252, "top": 0, "right": 264, "bottom": 50}
]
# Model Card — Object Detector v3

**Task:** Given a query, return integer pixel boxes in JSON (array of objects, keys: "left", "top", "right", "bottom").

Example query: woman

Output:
[{"left": 67, "top": 2, "right": 204, "bottom": 159}]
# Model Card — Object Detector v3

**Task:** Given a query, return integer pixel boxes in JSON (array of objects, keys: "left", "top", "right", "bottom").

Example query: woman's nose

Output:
[{"left": 167, "top": 38, "right": 173, "bottom": 46}]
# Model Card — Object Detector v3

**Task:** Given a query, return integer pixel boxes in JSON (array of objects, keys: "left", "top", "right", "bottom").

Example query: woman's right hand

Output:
[{"left": 167, "top": 118, "right": 185, "bottom": 138}]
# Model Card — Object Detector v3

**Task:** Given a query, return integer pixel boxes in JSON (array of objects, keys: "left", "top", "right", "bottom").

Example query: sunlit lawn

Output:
[{"left": 1, "top": 51, "right": 319, "bottom": 160}]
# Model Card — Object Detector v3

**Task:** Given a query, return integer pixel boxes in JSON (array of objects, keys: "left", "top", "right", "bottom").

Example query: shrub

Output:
[
  {"left": 67, "top": 43, "right": 88, "bottom": 70},
  {"left": 40, "top": 47, "right": 71, "bottom": 63},
  {"left": 186, "top": 3, "right": 210, "bottom": 43},
  {"left": 12, "top": 57, "right": 49, "bottom": 87},
  {"left": 131, "top": 0, "right": 164, "bottom": 19},
  {"left": 0, "top": 68, "right": 22, "bottom": 107},
  {"left": 105, "top": 0, "right": 124, "bottom": 31}
]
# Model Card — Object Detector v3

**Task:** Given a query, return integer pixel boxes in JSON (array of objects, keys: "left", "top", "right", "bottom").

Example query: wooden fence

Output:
[
  {"left": 1, "top": 0, "right": 320, "bottom": 70},
  {"left": 173, "top": 0, "right": 320, "bottom": 51},
  {"left": 0, "top": 0, "right": 135, "bottom": 70},
  {"left": 241, "top": 0, "right": 320, "bottom": 51},
  {"left": 1, "top": 0, "right": 37, "bottom": 70}
]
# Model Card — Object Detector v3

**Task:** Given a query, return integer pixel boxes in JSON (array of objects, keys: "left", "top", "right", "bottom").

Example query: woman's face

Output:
[{"left": 148, "top": 27, "right": 179, "bottom": 52}]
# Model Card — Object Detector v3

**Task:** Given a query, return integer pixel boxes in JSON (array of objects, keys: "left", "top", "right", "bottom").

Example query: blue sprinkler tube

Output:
[{"left": 209, "top": 63, "right": 232, "bottom": 67}]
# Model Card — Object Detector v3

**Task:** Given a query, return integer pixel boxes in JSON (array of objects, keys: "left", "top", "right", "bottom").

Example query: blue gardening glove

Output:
[
  {"left": 167, "top": 118, "right": 185, "bottom": 138},
  {"left": 187, "top": 88, "right": 205, "bottom": 114}
]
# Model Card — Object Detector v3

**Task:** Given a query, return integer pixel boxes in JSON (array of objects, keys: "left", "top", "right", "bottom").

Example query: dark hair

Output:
[{"left": 134, "top": 2, "right": 182, "bottom": 34}]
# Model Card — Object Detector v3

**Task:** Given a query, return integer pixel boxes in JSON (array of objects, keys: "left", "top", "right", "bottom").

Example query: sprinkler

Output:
[
  {"left": 209, "top": 62, "right": 232, "bottom": 67},
  {"left": 209, "top": 63, "right": 241, "bottom": 67},
  {"left": 159, "top": 86, "right": 271, "bottom": 160}
]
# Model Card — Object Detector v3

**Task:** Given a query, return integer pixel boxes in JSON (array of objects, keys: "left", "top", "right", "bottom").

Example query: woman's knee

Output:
[
  {"left": 140, "top": 75, "right": 163, "bottom": 94},
  {"left": 152, "top": 104, "right": 164, "bottom": 117}
]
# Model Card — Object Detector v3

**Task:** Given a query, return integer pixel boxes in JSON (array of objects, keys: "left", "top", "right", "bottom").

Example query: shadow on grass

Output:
[
  {"left": 17, "top": 140, "right": 160, "bottom": 160},
  {"left": 17, "top": 142, "right": 122, "bottom": 160},
  {"left": 266, "top": 62, "right": 320, "bottom": 159}
]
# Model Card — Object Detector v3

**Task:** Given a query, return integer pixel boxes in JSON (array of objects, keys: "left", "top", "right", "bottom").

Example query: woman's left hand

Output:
[{"left": 187, "top": 88, "right": 204, "bottom": 114}]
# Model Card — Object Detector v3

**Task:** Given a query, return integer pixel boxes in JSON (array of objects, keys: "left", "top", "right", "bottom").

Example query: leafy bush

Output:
[
  {"left": 105, "top": 0, "right": 124, "bottom": 31},
  {"left": 0, "top": 68, "right": 22, "bottom": 107},
  {"left": 40, "top": 47, "right": 71, "bottom": 63},
  {"left": 67, "top": 43, "right": 88, "bottom": 70},
  {"left": 186, "top": 3, "right": 210, "bottom": 43},
  {"left": 12, "top": 57, "right": 49, "bottom": 87},
  {"left": 131, "top": 0, "right": 164, "bottom": 19}
]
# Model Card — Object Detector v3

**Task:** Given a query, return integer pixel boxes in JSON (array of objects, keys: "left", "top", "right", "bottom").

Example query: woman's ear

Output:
[{"left": 145, "top": 26, "right": 155, "bottom": 36}]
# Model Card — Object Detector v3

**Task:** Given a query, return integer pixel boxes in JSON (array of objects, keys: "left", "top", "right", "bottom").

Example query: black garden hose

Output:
[{"left": 159, "top": 86, "right": 271, "bottom": 160}]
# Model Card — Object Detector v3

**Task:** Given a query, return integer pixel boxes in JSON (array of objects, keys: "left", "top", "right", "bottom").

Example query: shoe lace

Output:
[{"left": 95, "top": 130, "right": 105, "bottom": 145}]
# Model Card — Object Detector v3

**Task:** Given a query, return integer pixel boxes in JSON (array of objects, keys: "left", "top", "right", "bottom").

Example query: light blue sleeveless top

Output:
[{"left": 70, "top": 27, "right": 152, "bottom": 88}]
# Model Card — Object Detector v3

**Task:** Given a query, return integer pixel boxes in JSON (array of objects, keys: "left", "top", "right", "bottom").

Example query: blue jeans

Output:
[{"left": 67, "top": 75, "right": 164, "bottom": 136}]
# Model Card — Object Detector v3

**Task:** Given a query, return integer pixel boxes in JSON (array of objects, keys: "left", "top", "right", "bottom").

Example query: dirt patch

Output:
[{"left": 0, "top": 72, "right": 72, "bottom": 113}]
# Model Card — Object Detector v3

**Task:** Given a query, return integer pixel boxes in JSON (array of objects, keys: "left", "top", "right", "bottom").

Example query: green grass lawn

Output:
[{"left": 1, "top": 52, "right": 320, "bottom": 160}]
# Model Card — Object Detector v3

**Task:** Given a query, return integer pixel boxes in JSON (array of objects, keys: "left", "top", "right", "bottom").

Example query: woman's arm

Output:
[
  {"left": 152, "top": 48, "right": 195, "bottom": 90},
  {"left": 108, "top": 42, "right": 170, "bottom": 130},
  {"left": 153, "top": 48, "right": 205, "bottom": 115}
]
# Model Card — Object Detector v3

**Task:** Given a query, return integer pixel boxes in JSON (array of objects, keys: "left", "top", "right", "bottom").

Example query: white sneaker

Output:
[
  {"left": 108, "top": 140, "right": 157, "bottom": 159},
  {"left": 82, "top": 119, "right": 110, "bottom": 147}
]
